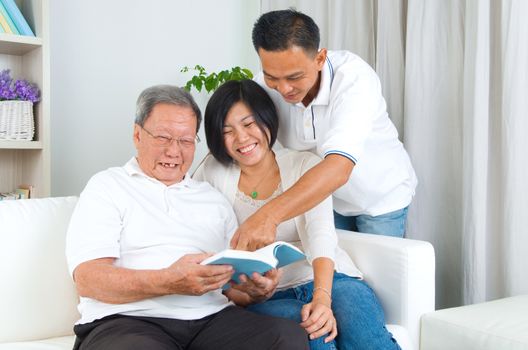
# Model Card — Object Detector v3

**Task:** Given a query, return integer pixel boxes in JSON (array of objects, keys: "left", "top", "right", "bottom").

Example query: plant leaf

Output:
[
  {"left": 204, "top": 74, "right": 218, "bottom": 93},
  {"left": 191, "top": 76, "right": 203, "bottom": 92},
  {"left": 242, "top": 68, "right": 253, "bottom": 79},
  {"left": 179, "top": 65, "right": 254, "bottom": 93}
]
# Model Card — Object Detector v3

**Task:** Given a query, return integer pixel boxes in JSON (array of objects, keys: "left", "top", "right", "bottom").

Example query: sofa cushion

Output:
[
  {"left": 0, "top": 197, "right": 80, "bottom": 343},
  {"left": 0, "top": 336, "right": 75, "bottom": 349},
  {"left": 421, "top": 295, "right": 528, "bottom": 350}
]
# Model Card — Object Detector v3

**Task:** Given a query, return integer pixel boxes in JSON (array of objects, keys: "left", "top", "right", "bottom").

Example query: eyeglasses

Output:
[{"left": 140, "top": 126, "right": 200, "bottom": 149}]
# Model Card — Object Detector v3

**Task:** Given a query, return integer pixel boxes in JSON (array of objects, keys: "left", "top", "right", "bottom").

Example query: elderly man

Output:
[{"left": 66, "top": 85, "right": 308, "bottom": 350}]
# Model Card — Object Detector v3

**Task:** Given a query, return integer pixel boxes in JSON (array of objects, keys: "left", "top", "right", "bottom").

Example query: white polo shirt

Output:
[
  {"left": 66, "top": 157, "right": 237, "bottom": 324},
  {"left": 256, "top": 50, "right": 417, "bottom": 216}
]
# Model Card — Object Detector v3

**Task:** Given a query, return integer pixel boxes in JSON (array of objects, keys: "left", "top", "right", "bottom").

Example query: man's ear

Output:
[
  {"left": 133, "top": 124, "right": 141, "bottom": 148},
  {"left": 315, "top": 48, "right": 327, "bottom": 70}
]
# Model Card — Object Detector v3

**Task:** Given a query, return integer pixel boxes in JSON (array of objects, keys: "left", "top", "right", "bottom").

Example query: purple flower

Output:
[
  {"left": 0, "top": 69, "right": 40, "bottom": 103},
  {"left": 14, "top": 79, "right": 40, "bottom": 103}
]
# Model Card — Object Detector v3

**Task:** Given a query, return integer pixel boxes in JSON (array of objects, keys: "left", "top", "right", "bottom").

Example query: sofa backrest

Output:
[{"left": 0, "top": 196, "right": 80, "bottom": 343}]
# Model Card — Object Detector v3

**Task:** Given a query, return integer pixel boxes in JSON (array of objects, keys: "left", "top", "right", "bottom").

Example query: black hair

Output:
[
  {"left": 204, "top": 80, "right": 279, "bottom": 165},
  {"left": 252, "top": 9, "right": 320, "bottom": 56}
]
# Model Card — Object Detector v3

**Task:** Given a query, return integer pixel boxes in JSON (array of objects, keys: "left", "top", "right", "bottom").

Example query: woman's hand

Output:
[{"left": 300, "top": 293, "right": 337, "bottom": 343}]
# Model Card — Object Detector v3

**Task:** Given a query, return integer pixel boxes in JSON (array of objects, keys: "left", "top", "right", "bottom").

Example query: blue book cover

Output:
[
  {"left": 201, "top": 241, "right": 306, "bottom": 285},
  {"left": 0, "top": 0, "right": 34, "bottom": 36},
  {"left": 0, "top": 0, "right": 18, "bottom": 34}
]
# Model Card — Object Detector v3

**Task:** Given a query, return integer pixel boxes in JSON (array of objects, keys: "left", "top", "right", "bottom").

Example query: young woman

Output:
[{"left": 193, "top": 80, "right": 400, "bottom": 350}]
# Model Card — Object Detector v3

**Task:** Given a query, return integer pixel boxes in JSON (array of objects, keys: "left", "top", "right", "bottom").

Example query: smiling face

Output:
[
  {"left": 259, "top": 46, "right": 326, "bottom": 106},
  {"left": 222, "top": 101, "right": 271, "bottom": 168},
  {"left": 133, "top": 103, "right": 197, "bottom": 186}
]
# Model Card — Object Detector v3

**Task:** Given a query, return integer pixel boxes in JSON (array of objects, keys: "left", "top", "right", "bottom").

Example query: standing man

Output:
[
  {"left": 66, "top": 85, "right": 308, "bottom": 350},
  {"left": 232, "top": 9, "right": 417, "bottom": 250}
]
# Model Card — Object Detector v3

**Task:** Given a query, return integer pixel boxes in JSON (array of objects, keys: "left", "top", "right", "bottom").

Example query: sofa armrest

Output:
[{"left": 337, "top": 229, "right": 435, "bottom": 349}]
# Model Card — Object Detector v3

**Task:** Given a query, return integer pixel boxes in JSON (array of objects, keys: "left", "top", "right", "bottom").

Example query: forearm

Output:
[
  {"left": 312, "top": 257, "right": 335, "bottom": 298},
  {"left": 302, "top": 257, "right": 337, "bottom": 341},
  {"left": 74, "top": 258, "right": 174, "bottom": 304},
  {"left": 260, "top": 154, "right": 353, "bottom": 224}
]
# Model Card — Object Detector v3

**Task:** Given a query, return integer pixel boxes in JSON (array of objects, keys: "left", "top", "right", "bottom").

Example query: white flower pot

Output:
[{"left": 0, "top": 100, "right": 34, "bottom": 141}]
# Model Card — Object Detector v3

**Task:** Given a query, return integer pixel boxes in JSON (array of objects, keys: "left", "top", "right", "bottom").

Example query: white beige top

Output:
[
  {"left": 234, "top": 185, "right": 314, "bottom": 290},
  {"left": 193, "top": 148, "right": 362, "bottom": 284}
]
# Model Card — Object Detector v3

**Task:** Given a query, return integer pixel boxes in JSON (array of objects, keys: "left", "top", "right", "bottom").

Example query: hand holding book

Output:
[
  {"left": 201, "top": 241, "right": 305, "bottom": 285},
  {"left": 228, "top": 268, "right": 282, "bottom": 304}
]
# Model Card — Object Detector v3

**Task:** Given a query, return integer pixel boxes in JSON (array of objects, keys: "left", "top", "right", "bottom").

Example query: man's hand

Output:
[
  {"left": 230, "top": 268, "right": 281, "bottom": 304},
  {"left": 164, "top": 253, "right": 234, "bottom": 296},
  {"left": 230, "top": 209, "right": 278, "bottom": 251}
]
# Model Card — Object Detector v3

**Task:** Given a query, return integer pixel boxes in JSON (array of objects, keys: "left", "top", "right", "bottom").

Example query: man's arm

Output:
[
  {"left": 231, "top": 154, "right": 354, "bottom": 250},
  {"left": 74, "top": 254, "right": 234, "bottom": 304}
]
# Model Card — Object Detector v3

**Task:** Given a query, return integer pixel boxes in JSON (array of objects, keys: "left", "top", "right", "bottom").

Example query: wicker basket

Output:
[{"left": 0, "top": 100, "right": 35, "bottom": 141}]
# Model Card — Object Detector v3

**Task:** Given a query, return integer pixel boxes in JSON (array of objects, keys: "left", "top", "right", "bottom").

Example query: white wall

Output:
[{"left": 50, "top": 0, "right": 260, "bottom": 196}]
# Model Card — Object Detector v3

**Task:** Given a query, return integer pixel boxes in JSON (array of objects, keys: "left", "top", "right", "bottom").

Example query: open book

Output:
[{"left": 201, "top": 241, "right": 306, "bottom": 284}]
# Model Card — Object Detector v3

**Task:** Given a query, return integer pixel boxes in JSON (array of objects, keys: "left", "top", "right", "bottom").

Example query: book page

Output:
[{"left": 256, "top": 241, "right": 305, "bottom": 268}]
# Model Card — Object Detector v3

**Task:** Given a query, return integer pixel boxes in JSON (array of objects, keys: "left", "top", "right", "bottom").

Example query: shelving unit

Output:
[{"left": 0, "top": 0, "right": 49, "bottom": 198}]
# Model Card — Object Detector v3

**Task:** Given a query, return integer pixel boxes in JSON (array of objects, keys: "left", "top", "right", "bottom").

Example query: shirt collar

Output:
[
  {"left": 294, "top": 57, "right": 333, "bottom": 108},
  {"left": 124, "top": 157, "right": 193, "bottom": 188}
]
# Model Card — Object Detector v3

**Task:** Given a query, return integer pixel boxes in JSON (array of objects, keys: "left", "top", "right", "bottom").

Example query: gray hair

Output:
[{"left": 135, "top": 85, "right": 202, "bottom": 132}]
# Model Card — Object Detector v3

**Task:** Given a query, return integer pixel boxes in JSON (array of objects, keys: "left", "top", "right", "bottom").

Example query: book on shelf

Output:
[
  {"left": 0, "top": 0, "right": 18, "bottom": 34},
  {"left": 0, "top": 192, "right": 20, "bottom": 200},
  {"left": 0, "top": 10, "right": 13, "bottom": 34},
  {"left": 201, "top": 241, "right": 306, "bottom": 285},
  {"left": 0, "top": 185, "right": 33, "bottom": 200},
  {"left": 0, "top": 0, "right": 34, "bottom": 36},
  {"left": 15, "top": 185, "right": 32, "bottom": 199}
]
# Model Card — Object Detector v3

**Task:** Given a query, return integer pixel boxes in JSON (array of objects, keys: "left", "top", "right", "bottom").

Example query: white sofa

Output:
[
  {"left": 421, "top": 295, "right": 528, "bottom": 350},
  {"left": 0, "top": 196, "right": 435, "bottom": 350}
]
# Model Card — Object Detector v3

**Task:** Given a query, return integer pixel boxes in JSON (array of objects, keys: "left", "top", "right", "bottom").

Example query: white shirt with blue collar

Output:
[
  {"left": 66, "top": 157, "right": 237, "bottom": 324},
  {"left": 256, "top": 50, "right": 417, "bottom": 216}
]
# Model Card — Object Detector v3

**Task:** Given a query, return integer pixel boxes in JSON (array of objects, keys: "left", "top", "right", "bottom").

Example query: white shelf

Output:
[
  {"left": 0, "top": 0, "right": 49, "bottom": 198},
  {"left": 0, "top": 140, "right": 43, "bottom": 149},
  {"left": 0, "top": 33, "right": 42, "bottom": 55}
]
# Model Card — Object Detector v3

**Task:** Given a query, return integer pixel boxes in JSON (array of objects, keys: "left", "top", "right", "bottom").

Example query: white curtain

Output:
[{"left": 261, "top": 0, "right": 528, "bottom": 309}]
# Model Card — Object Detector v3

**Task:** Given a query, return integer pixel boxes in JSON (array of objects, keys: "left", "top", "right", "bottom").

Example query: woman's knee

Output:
[{"left": 248, "top": 299, "right": 304, "bottom": 323}]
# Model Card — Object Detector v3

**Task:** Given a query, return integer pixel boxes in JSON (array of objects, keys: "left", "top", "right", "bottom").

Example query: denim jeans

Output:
[
  {"left": 247, "top": 273, "right": 400, "bottom": 350},
  {"left": 333, "top": 207, "right": 409, "bottom": 238}
]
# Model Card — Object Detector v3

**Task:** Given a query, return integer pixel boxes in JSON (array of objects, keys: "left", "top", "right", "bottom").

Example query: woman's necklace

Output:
[{"left": 244, "top": 165, "right": 276, "bottom": 199}]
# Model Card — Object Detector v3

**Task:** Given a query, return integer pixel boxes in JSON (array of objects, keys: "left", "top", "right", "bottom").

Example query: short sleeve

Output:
[
  {"left": 65, "top": 173, "right": 122, "bottom": 276},
  {"left": 319, "top": 62, "right": 387, "bottom": 165}
]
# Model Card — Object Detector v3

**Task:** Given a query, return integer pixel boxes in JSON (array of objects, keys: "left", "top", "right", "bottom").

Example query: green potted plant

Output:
[{"left": 181, "top": 65, "right": 253, "bottom": 93}]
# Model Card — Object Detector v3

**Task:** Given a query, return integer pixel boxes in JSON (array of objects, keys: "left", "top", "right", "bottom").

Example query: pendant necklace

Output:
[{"left": 246, "top": 166, "right": 276, "bottom": 199}]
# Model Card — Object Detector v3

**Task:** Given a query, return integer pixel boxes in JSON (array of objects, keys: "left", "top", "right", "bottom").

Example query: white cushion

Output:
[
  {"left": 0, "top": 197, "right": 80, "bottom": 343},
  {"left": 421, "top": 295, "right": 528, "bottom": 350},
  {"left": 0, "top": 336, "right": 75, "bottom": 350}
]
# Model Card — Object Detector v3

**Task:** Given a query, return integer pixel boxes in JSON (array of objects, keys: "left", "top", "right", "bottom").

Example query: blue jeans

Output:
[
  {"left": 247, "top": 273, "right": 400, "bottom": 350},
  {"left": 334, "top": 207, "right": 409, "bottom": 238}
]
